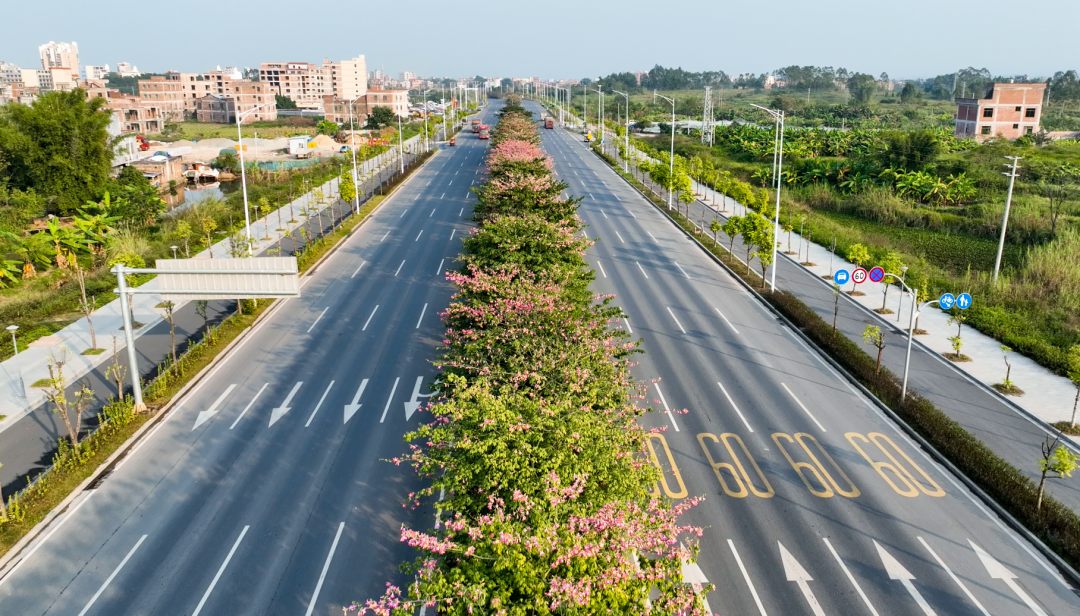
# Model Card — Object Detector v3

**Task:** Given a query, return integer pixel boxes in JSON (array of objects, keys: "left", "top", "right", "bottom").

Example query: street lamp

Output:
[
  {"left": 612, "top": 90, "right": 630, "bottom": 173},
  {"left": 8, "top": 324, "right": 24, "bottom": 396},
  {"left": 397, "top": 113, "right": 405, "bottom": 174},
  {"left": 591, "top": 87, "right": 604, "bottom": 145},
  {"left": 347, "top": 93, "right": 365, "bottom": 214},
  {"left": 902, "top": 289, "right": 936, "bottom": 403},
  {"left": 170, "top": 245, "right": 178, "bottom": 259},
  {"left": 654, "top": 91, "right": 676, "bottom": 209},
  {"left": 422, "top": 89, "right": 433, "bottom": 151},
  {"left": 896, "top": 266, "right": 909, "bottom": 322},
  {"left": 749, "top": 103, "right": 786, "bottom": 292},
  {"left": 235, "top": 101, "right": 275, "bottom": 243}
]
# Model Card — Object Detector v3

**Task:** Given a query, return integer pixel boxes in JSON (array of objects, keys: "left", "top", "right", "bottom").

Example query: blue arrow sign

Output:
[
  {"left": 956, "top": 293, "right": 972, "bottom": 310},
  {"left": 939, "top": 293, "right": 956, "bottom": 310},
  {"left": 834, "top": 269, "right": 850, "bottom": 285}
]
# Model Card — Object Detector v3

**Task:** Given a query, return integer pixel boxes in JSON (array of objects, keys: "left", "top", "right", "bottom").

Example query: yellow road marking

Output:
[
  {"left": 698, "top": 433, "right": 774, "bottom": 498},
  {"left": 773, "top": 432, "right": 860, "bottom": 498},
  {"left": 646, "top": 433, "right": 688, "bottom": 499},
  {"left": 846, "top": 433, "right": 945, "bottom": 497}
]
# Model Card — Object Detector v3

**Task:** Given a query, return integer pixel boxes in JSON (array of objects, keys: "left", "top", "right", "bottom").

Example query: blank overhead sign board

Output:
[{"left": 154, "top": 257, "right": 300, "bottom": 301}]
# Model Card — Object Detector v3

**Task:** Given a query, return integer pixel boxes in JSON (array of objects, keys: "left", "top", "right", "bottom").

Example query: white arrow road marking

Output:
[
  {"left": 362, "top": 305, "right": 379, "bottom": 331},
  {"left": 916, "top": 537, "right": 989, "bottom": 615},
  {"left": 653, "top": 382, "right": 679, "bottom": 432},
  {"left": 269, "top": 382, "right": 303, "bottom": 427},
  {"left": 822, "top": 538, "right": 878, "bottom": 615},
  {"left": 404, "top": 376, "right": 439, "bottom": 421},
  {"left": 779, "top": 541, "right": 826, "bottom": 616},
  {"left": 304, "top": 381, "right": 335, "bottom": 427},
  {"left": 781, "top": 383, "right": 827, "bottom": 432},
  {"left": 303, "top": 522, "right": 345, "bottom": 616},
  {"left": 680, "top": 556, "right": 713, "bottom": 614},
  {"left": 343, "top": 379, "right": 369, "bottom": 424},
  {"left": 379, "top": 377, "right": 401, "bottom": 423},
  {"left": 416, "top": 303, "right": 428, "bottom": 329},
  {"left": 969, "top": 540, "right": 1048, "bottom": 615},
  {"left": 192, "top": 526, "right": 248, "bottom": 616},
  {"left": 193, "top": 384, "right": 236, "bottom": 430},
  {"left": 727, "top": 540, "right": 767, "bottom": 615},
  {"left": 229, "top": 383, "right": 267, "bottom": 430},
  {"left": 874, "top": 541, "right": 936, "bottom": 615},
  {"left": 716, "top": 381, "right": 753, "bottom": 433},
  {"left": 77, "top": 534, "right": 148, "bottom": 616}
]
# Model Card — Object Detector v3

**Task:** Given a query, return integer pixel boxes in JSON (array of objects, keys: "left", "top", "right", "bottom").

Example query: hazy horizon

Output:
[{"left": 4, "top": 0, "right": 1076, "bottom": 81}]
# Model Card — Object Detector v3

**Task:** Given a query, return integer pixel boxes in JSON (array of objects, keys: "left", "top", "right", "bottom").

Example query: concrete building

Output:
[
  {"left": 116, "top": 62, "right": 140, "bottom": 78},
  {"left": 194, "top": 94, "right": 234, "bottom": 123},
  {"left": 46, "top": 67, "right": 76, "bottom": 91},
  {"left": 1, "top": 62, "right": 24, "bottom": 85},
  {"left": 233, "top": 81, "right": 275, "bottom": 123},
  {"left": 39, "top": 41, "right": 79, "bottom": 76},
  {"left": 165, "top": 71, "right": 213, "bottom": 117},
  {"left": 260, "top": 55, "right": 366, "bottom": 109},
  {"left": 139, "top": 76, "right": 185, "bottom": 120},
  {"left": 334, "top": 55, "right": 367, "bottom": 100},
  {"left": 85, "top": 86, "right": 163, "bottom": 134},
  {"left": 84, "top": 64, "right": 109, "bottom": 80},
  {"left": 366, "top": 86, "right": 408, "bottom": 117},
  {"left": 401, "top": 71, "right": 416, "bottom": 81},
  {"left": 955, "top": 82, "right": 1046, "bottom": 140}
]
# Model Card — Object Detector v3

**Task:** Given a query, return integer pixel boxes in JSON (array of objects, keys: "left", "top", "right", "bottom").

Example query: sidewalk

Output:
[{"left": 0, "top": 140, "right": 417, "bottom": 429}]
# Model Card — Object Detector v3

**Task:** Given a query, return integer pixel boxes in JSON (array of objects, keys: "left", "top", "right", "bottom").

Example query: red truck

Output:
[
  {"left": 478, "top": 125, "right": 490, "bottom": 139},
  {"left": 472, "top": 120, "right": 481, "bottom": 133},
  {"left": 545, "top": 117, "right": 555, "bottom": 129}
]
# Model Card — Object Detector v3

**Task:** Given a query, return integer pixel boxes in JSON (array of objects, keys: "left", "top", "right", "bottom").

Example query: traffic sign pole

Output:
[{"left": 902, "top": 291, "right": 972, "bottom": 402}]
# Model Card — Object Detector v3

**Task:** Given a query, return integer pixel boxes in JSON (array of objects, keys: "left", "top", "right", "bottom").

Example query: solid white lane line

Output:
[
  {"left": 436, "top": 258, "right": 445, "bottom": 276},
  {"left": 0, "top": 491, "right": 96, "bottom": 587},
  {"left": 597, "top": 260, "right": 607, "bottom": 278},
  {"left": 674, "top": 261, "right": 690, "bottom": 279},
  {"left": 229, "top": 383, "right": 268, "bottom": 429},
  {"left": 362, "top": 305, "right": 379, "bottom": 331},
  {"left": 654, "top": 382, "right": 679, "bottom": 432},
  {"left": 379, "top": 377, "right": 401, "bottom": 423},
  {"left": 430, "top": 208, "right": 436, "bottom": 217},
  {"left": 304, "top": 381, "right": 335, "bottom": 427},
  {"left": 416, "top": 303, "right": 428, "bottom": 329},
  {"left": 304, "top": 523, "right": 345, "bottom": 616},
  {"left": 623, "top": 318, "right": 633, "bottom": 334},
  {"left": 635, "top": 261, "right": 649, "bottom": 279},
  {"left": 666, "top": 306, "right": 687, "bottom": 334},
  {"left": 713, "top": 306, "right": 739, "bottom": 334},
  {"left": 615, "top": 231, "right": 625, "bottom": 243},
  {"left": 781, "top": 383, "right": 826, "bottom": 432},
  {"left": 351, "top": 260, "right": 366, "bottom": 278},
  {"left": 394, "top": 260, "right": 406, "bottom": 276},
  {"left": 917, "top": 537, "right": 990, "bottom": 615},
  {"left": 601, "top": 209, "right": 608, "bottom": 219},
  {"left": 192, "top": 526, "right": 249, "bottom": 616},
  {"left": 306, "top": 307, "right": 328, "bottom": 333},
  {"left": 380, "top": 230, "right": 390, "bottom": 242},
  {"left": 716, "top": 381, "right": 753, "bottom": 433},
  {"left": 77, "top": 534, "right": 148, "bottom": 616},
  {"left": 823, "top": 538, "right": 879, "bottom": 616},
  {"left": 415, "top": 230, "right": 423, "bottom": 241},
  {"left": 647, "top": 231, "right": 659, "bottom": 243},
  {"left": 450, "top": 229, "right": 456, "bottom": 240},
  {"left": 728, "top": 540, "right": 768, "bottom": 616}
]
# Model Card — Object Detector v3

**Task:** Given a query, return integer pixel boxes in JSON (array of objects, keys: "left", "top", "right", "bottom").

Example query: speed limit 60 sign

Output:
[{"left": 852, "top": 268, "right": 868, "bottom": 284}]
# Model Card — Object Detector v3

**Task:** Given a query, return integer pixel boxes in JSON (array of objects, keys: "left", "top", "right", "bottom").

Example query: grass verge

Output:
[
  {"left": 593, "top": 145, "right": 1080, "bottom": 573},
  {"left": 0, "top": 150, "right": 434, "bottom": 561}
]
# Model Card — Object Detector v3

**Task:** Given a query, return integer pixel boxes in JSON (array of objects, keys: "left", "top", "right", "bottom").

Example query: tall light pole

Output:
[
  {"left": 613, "top": 90, "right": 630, "bottom": 173},
  {"left": 347, "top": 94, "right": 364, "bottom": 214},
  {"left": 993, "top": 156, "right": 1022, "bottom": 282},
  {"left": 235, "top": 101, "right": 275, "bottom": 242},
  {"left": 591, "top": 87, "right": 604, "bottom": 144},
  {"left": 7, "top": 324, "right": 24, "bottom": 396},
  {"left": 654, "top": 91, "right": 676, "bottom": 209},
  {"left": 422, "top": 88, "right": 433, "bottom": 151},
  {"left": 902, "top": 291, "right": 938, "bottom": 403},
  {"left": 583, "top": 83, "right": 588, "bottom": 134},
  {"left": 750, "top": 103, "right": 785, "bottom": 292},
  {"left": 397, "top": 113, "right": 405, "bottom": 174}
]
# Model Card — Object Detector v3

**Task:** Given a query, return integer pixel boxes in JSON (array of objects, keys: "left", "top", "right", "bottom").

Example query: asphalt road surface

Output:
[
  {"left": 0, "top": 105, "right": 498, "bottom": 616},
  {"left": 535, "top": 100, "right": 1079, "bottom": 615}
]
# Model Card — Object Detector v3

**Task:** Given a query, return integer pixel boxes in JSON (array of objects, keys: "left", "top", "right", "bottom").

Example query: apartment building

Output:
[
  {"left": 85, "top": 84, "right": 163, "bottom": 134},
  {"left": 84, "top": 64, "right": 109, "bottom": 80},
  {"left": 365, "top": 86, "right": 408, "bottom": 117},
  {"left": 116, "top": 62, "right": 140, "bottom": 78},
  {"left": 955, "top": 83, "right": 1046, "bottom": 140},
  {"left": 39, "top": 41, "right": 79, "bottom": 77},
  {"left": 194, "top": 95, "right": 234, "bottom": 123},
  {"left": 139, "top": 76, "right": 185, "bottom": 120},
  {"left": 233, "top": 81, "right": 276, "bottom": 123},
  {"left": 260, "top": 55, "right": 366, "bottom": 109},
  {"left": 165, "top": 71, "right": 213, "bottom": 117}
]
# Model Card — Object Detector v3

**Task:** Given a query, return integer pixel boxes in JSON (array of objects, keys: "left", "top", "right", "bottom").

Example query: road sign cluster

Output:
[
  {"left": 938, "top": 292, "right": 972, "bottom": 311},
  {"left": 835, "top": 265, "right": 973, "bottom": 312}
]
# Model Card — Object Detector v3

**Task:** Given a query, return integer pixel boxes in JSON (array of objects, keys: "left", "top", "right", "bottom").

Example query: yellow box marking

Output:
[
  {"left": 773, "top": 432, "right": 860, "bottom": 498},
  {"left": 646, "top": 433, "right": 688, "bottom": 499},
  {"left": 698, "top": 433, "right": 774, "bottom": 498},
  {"left": 846, "top": 432, "right": 945, "bottom": 497}
]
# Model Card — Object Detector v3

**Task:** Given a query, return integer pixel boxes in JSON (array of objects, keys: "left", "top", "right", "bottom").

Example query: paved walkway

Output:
[{"left": 0, "top": 140, "right": 418, "bottom": 429}]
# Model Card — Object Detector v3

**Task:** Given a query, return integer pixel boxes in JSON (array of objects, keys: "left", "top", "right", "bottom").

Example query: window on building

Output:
[
  {"left": 983, "top": 107, "right": 994, "bottom": 118},
  {"left": 981, "top": 126, "right": 992, "bottom": 135},
  {"left": 1026, "top": 108, "right": 1036, "bottom": 118},
  {"left": 1013, "top": 124, "right": 1019, "bottom": 129},
  {"left": 1026, "top": 126, "right": 1034, "bottom": 135},
  {"left": 1015, "top": 106, "right": 1021, "bottom": 112}
]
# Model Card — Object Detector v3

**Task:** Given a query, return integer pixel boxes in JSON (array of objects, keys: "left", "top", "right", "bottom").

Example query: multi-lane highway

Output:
[
  {"left": 533, "top": 101, "right": 1079, "bottom": 615},
  {"left": 0, "top": 105, "right": 498, "bottom": 616}
]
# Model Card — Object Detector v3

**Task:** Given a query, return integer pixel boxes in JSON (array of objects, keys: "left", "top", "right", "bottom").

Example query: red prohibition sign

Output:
[
  {"left": 852, "top": 268, "right": 868, "bottom": 284},
  {"left": 868, "top": 267, "right": 885, "bottom": 283}
]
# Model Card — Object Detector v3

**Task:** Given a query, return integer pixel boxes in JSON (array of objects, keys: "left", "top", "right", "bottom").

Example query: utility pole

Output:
[
  {"left": 702, "top": 86, "right": 714, "bottom": 146},
  {"left": 993, "top": 156, "right": 1022, "bottom": 282}
]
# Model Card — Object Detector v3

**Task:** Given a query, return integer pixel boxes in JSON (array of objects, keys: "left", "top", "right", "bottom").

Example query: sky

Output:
[{"left": 4, "top": 0, "right": 1077, "bottom": 81}]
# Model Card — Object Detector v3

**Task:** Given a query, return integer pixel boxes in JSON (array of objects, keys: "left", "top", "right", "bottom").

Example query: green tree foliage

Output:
[
  {"left": 900, "top": 82, "right": 920, "bottom": 104},
  {"left": 111, "top": 166, "right": 166, "bottom": 225},
  {"left": 316, "top": 120, "right": 339, "bottom": 137},
  {"left": 364, "top": 106, "right": 397, "bottom": 130},
  {"left": 875, "top": 129, "right": 941, "bottom": 172},
  {"left": 0, "top": 89, "right": 115, "bottom": 215},
  {"left": 847, "top": 73, "right": 878, "bottom": 104},
  {"left": 274, "top": 94, "right": 297, "bottom": 110},
  {"left": 211, "top": 151, "right": 240, "bottom": 174}
]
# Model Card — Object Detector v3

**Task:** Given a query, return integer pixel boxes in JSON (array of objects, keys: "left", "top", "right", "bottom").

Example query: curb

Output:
[
  {"left": 0, "top": 147, "right": 441, "bottom": 581},
  {"left": 585, "top": 142, "right": 1080, "bottom": 587}
]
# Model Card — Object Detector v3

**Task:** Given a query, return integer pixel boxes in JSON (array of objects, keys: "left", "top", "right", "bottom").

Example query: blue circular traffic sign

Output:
[
  {"left": 834, "top": 269, "right": 850, "bottom": 285},
  {"left": 868, "top": 267, "right": 885, "bottom": 283},
  {"left": 939, "top": 293, "right": 956, "bottom": 310},
  {"left": 956, "top": 293, "right": 973, "bottom": 310}
]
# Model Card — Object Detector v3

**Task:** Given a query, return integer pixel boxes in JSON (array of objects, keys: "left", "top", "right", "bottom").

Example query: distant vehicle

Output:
[
  {"left": 472, "top": 120, "right": 481, "bottom": 133},
  {"left": 545, "top": 117, "right": 555, "bottom": 129},
  {"left": 136, "top": 135, "right": 150, "bottom": 151},
  {"left": 449, "top": 138, "right": 456, "bottom": 146},
  {"left": 478, "top": 125, "right": 490, "bottom": 139},
  {"left": 585, "top": 132, "right": 593, "bottom": 142}
]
